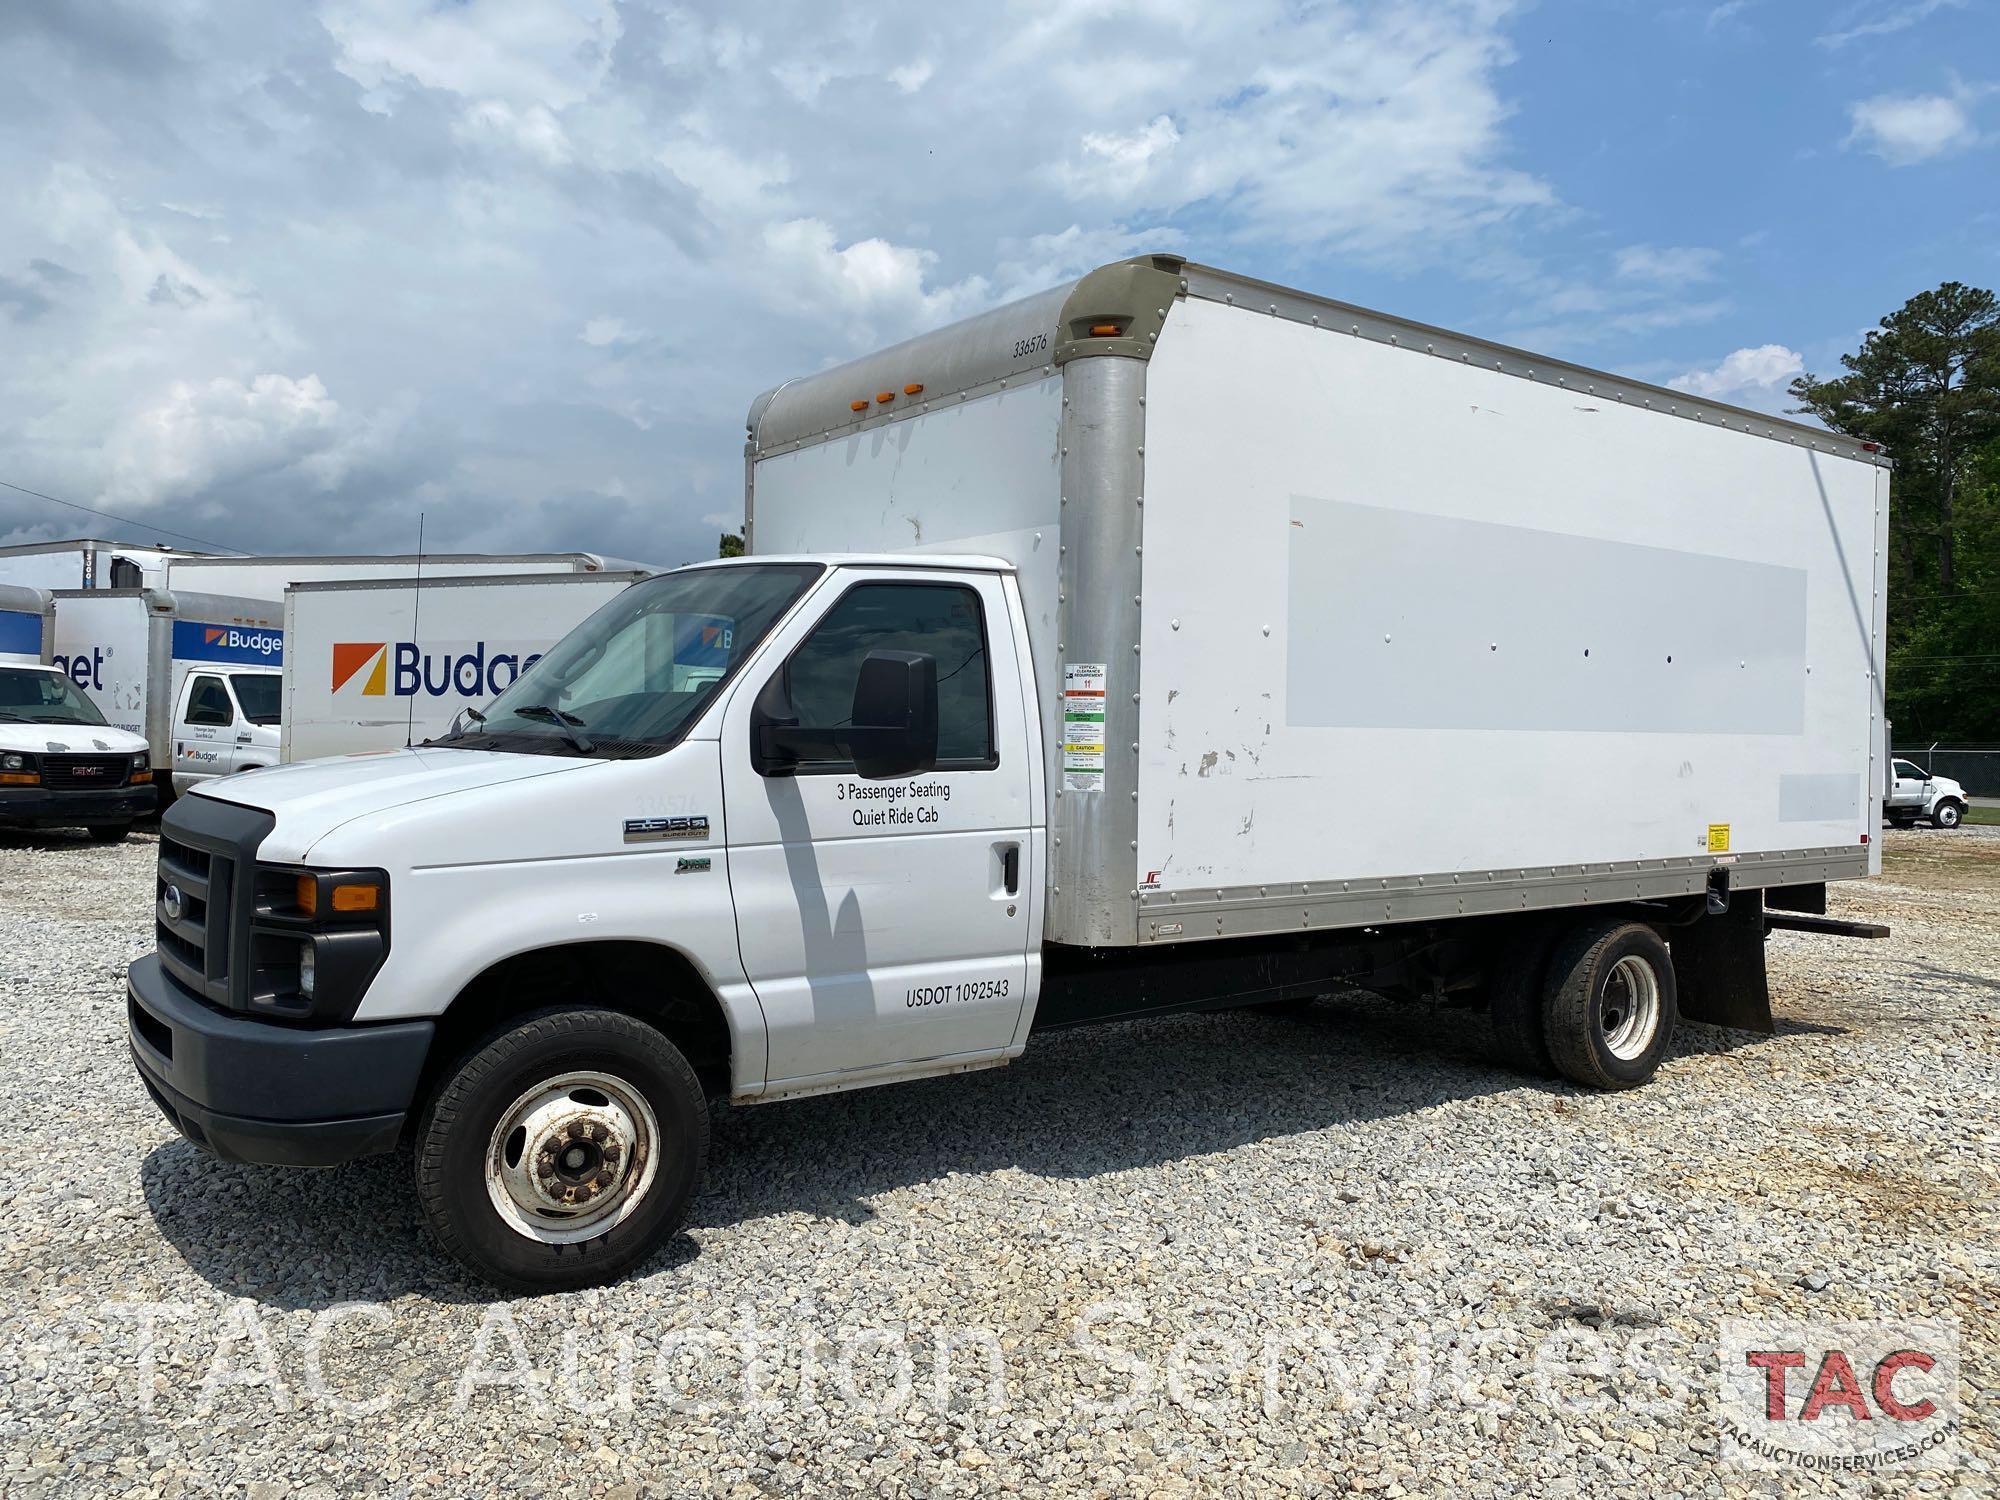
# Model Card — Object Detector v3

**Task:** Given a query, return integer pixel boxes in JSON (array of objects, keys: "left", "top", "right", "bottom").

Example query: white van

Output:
[{"left": 0, "top": 662, "right": 156, "bottom": 840}]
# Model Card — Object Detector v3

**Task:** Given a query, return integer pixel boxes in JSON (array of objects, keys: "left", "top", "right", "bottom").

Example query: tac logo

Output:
[
  {"left": 1720, "top": 1319, "right": 1959, "bottom": 1472},
  {"left": 332, "top": 641, "right": 544, "bottom": 699}
]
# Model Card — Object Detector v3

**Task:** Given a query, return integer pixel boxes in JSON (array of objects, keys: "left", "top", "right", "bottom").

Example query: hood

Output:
[
  {"left": 193, "top": 745, "right": 600, "bottom": 859},
  {"left": 1, "top": 722, "right": 149, "bottom": 756}
]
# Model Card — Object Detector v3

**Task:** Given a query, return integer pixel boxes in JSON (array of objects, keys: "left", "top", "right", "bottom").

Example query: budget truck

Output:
[
  {"left": 127, "top": 255, "right": 1890, "bottom": 1290},
  {"left": 52, "top": 588, "right": 285, "bottom": 810},
  {"left": 3, "top": 583, "right": 158, "bottom": 838},
  {"left": 280, "top": 570, "right": 653, "bottom": 762}
]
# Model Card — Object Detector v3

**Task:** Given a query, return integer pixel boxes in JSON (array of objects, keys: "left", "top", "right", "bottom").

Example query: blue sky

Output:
[{"left": 0, "top": 0, "right": 1993, "bottom": 566}]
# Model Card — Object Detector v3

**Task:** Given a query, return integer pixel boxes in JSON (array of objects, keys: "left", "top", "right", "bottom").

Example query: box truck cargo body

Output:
[
  {"left": 166, "top": 552, "right": 631, "bottom": 603},
  {"left": 0, "top": 539, "right": 214, "bottom": 592},
  {"left": 127, "top": 256, "right": 1890, "bottom": 1291},
  {"left": 0, "top": 583, "right": 54, "bottom": 664},
  {"left": 51, "top": 589, "right": 284, "bottom": 796},
  {"left": 281, "top": 571, "right": 653, "bottom": 761}
]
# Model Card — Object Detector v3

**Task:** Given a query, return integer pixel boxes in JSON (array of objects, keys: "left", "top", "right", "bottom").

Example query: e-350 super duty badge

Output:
[{"left": 623, "top": 815, "right": 711, "bottom": 843}]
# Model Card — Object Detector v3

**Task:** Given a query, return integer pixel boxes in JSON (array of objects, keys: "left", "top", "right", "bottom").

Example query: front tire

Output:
[
  {"left": 1541, "top": 919, "right": 1677, "bottom": 1091},
  {"left": 414, "top": 1007, "right": 709, "bottom": 1292},
  {"left": 1932, "top": 800, "right": 1964, "bottom": 830}
]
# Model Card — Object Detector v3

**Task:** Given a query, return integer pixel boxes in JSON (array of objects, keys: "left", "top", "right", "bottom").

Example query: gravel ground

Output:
[{"left": 0, "top": 825, "right": 1994, "bottom": 1498}]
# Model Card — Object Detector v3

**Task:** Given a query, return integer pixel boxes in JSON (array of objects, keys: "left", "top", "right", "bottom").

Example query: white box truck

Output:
[
  {"left": 0, "top": 538, "right": 215, "bottom": 592},
  {"left": 165, "top": 551, "right": 631, "bottom": 603},
  {"left": 4, "top": 583, "right": 158, "bottom": 839},
  {"left": 128, "top": 255, "right": 1889, "bottom": 1290},
  {"left": 280, "top": 571, "right": 653, "bottom": 761},
  {"left": 52, "top": 589, "right": 285, "bottom": 805}
]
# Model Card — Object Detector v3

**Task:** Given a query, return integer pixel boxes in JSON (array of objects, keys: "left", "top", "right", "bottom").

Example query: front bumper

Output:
[
  {"left": 0, "top": 784, "right": 157, "bottom": 828},
  {"left": 127, "top": 953, "right": 434, "bottom": 1167}
]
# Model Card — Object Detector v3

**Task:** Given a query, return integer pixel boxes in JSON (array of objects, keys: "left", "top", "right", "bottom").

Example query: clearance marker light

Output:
[
  {"left": 875, "top": 391, "right": 895, "bottom": 404},
  {"left": 903, "top": 383, "right": 924, "bottom": 395},
  {"left": 849, "top": 399, "right": 868, "bottom": 412},
  {"left": 1089, "top": 323, "right": 1121, "bottom": 337}
]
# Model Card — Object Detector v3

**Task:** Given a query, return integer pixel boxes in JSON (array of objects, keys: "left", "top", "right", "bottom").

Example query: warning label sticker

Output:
[
  {"left": 1706, "top": 823, "right": 1732, "bottom": 853},
  {"left": 1062, "top": 661, "right": 1107, "bottom": 793}
]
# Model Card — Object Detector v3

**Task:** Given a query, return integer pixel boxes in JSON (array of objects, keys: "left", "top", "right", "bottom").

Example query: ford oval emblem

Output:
[{"left": 163, "top": 884, "right": 185, "bottom": 923}]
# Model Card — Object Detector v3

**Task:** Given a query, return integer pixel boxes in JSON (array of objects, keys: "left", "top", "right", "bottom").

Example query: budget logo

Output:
[
  {"left": 332, "top": 640, "right": 546, "bottom": 699},
  {"left": 171, "top": 619, "right": 284, "bottom": 666},
  {"left": 332, "top": 642, "right": 389, "bottom": 696}
]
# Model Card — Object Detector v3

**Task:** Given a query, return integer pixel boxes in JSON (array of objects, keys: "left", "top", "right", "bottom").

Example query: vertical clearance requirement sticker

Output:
[{"left": 1062, "top": 661, "right": 1108, "bottom": 792}]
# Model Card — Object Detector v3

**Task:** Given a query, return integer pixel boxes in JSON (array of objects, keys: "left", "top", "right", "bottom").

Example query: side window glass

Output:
[
  {"left": 186, "top": 676, "right": 233, "bottom": 726},
  {"left": 786, "top": 583, "right": 993, "bottom": 769}
]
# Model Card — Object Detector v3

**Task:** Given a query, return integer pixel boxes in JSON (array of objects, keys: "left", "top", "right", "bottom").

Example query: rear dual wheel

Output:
[{"left": 1489, "top": 917, "right": 1677, "bottom": 1090}]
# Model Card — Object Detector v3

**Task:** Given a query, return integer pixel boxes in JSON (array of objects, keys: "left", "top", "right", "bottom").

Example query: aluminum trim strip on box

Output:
[
  {"left": 1135, "top": 847, "right": 1872, "bottom": 944},
  {"left": 1177, "top": 265, "right": 1889, "bottom": 470}
]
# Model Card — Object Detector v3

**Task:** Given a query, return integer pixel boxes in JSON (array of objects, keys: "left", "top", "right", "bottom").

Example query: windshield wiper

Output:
[{"left": 511, "top": 702, "right": 595, "bottom": 755}]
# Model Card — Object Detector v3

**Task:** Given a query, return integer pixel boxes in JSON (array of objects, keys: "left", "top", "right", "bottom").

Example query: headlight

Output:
[
  {"left": 2, "top": 753, "right": 25, "bottom": 771},
  {"left": 131, "top": 753, "right": 148, "bottom": 771}
]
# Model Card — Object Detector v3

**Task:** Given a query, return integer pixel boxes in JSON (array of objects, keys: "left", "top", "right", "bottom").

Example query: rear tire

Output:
[
  {"left": 414, "top": 1007, "right": 709, "bottom": 1292},
  {"left": 1541, "top": 919, "right": 1677, "bottom": 1091},
  {"left": 87, "top": 824, "right": 131, "bottom": 844},
  {"left": 1932, "top": 800, "right": 1964, "bottom": 830},
  {"left": 1487, "top": 922, "right": 1557, "bottom": 1076}
]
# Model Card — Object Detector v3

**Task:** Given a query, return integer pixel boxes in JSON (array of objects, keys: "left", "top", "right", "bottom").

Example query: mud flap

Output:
[{"left": 1668, "top": 891, "right": 1774, "bottom": 1034}]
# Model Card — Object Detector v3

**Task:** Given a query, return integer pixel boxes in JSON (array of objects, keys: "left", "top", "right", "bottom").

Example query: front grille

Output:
[
  {"left": 42, "top": 754, "right": 130, "bottom": 790},
  {"left": 157, "top": 831, "right": 232, "bottom": 1005}
]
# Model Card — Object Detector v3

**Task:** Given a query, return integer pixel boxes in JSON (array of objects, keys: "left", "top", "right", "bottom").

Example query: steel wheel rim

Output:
[
  {"left": 1940, "top": 805, "right": 1960, "bottom": 827},
  {"left": 484, "top": 1070, "right": 661, "bottom": 1244},
  {"left": 1599, "top": 955, "right": 1661, "bottom": 1061}
]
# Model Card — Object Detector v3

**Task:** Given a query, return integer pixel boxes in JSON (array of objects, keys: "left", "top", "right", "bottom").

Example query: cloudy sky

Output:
[{"left": 1, "top": 0, "right": 1994, "bottom": 567}]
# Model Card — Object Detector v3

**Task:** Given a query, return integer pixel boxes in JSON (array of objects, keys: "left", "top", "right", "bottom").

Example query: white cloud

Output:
[
  {"left": 1817, "top": 0, "right": 1964, "bottom": 49},
  {"left": 1614, "top": 245, "right": 1724, "bottom": 285},
  {"left": 1668, "top": 344, "right": 1805, "bottom": 413},
  {"left": 0, "top": 0, "right": 1559, "bottom": 563},
  {"left": 101, "top": 373, "right": 399, "bottom": 507},
  {"left": 1846, "top": 85, "right": 1985, "bottom": 164}
]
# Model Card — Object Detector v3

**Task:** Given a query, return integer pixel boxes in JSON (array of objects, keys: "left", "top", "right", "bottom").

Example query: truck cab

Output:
[
  {"left": 0, "top": 663, "right": 156, "bottom": 840},
  {"left": 171, "top": 665, "right": 282, "bottom": 794},
  {"left": 1885, "top": 758, "right": 1968, "bottom": 829}
]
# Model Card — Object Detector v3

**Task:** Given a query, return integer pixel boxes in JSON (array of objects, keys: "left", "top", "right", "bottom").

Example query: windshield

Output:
[
  {"left": 432, "top": 563, "right": 821, "bottom": 756},
  {"left": 232, "top": 673, "right": 282, "bottom": 725},
  {"left": 0, "top": 667, "right": 110, "bottom": 726}
]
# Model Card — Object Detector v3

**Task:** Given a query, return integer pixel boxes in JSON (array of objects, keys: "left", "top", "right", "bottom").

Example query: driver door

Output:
[{"left": 721, "top": 569, "right": 1033, "bottom": 1091}]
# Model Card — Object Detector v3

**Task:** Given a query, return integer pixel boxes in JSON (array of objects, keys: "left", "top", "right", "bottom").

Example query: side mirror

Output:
[
  {"left": 748, "top": 649, "right": 939, "bottom": 779},
  {"left": 847, "top": 650, "right": 938, "bottom": 779}
]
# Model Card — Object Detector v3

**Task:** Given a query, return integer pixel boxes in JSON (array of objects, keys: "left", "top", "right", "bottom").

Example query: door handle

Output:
[
  {"left": 236, "top": 734, "right": 253, "bottom": 744},
  {"left": 1001, "top": 845, "right": 1020, "bottom": 896}
]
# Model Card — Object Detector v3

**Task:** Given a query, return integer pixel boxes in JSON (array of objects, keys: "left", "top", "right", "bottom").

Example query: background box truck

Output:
[
  {"left": 0, "top": 583, "right": 54, "bottom": 664},
  {"left": 280, "top": 570, "right": 653, "bottom": 760},
  {"left": 52, "top": 589, "right": 283, "bottom": 803},
  {"left": 0, "top": 538, "right": 215, "bottom": 592},
  {"left": 3, "top": 583, "right": 156, "bottom": 839},
  {"left": 166, "top": 551, "right": 633, "bottom": 603},
  {"left": 128, "top": 255, "right": 1888, "bottom": 1291}
]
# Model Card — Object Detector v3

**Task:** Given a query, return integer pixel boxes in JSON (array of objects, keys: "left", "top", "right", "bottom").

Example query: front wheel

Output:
[
  {"left": 1541, "top": 919, "right": 1677, "bottom": 1091},
  {"left": 414, "top": 1008, "right": 709, "bottom": 1292},
  {"left": 1932, "top": 800, "right": 1964, "bottom": 830}
]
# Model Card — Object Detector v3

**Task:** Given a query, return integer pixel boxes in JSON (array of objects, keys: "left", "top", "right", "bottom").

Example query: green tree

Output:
[
  {"left": 717, "top": 531, "right": 745, "bottom": 558},
  {"left": 1791, "top": 283, "right": 2000, "bottom": 740}
]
